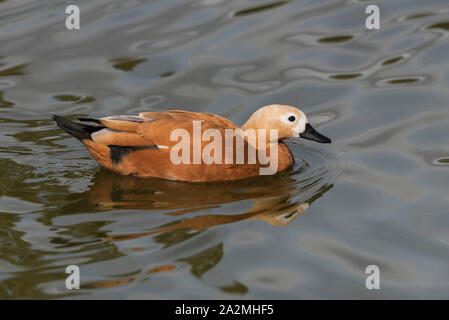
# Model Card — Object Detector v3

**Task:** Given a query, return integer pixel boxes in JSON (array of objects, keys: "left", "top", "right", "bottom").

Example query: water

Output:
[{"left": 1, "top": 0, "right": 449, "bottom": 299}]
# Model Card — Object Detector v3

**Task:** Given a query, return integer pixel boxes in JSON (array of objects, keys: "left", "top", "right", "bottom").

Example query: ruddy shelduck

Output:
[{"left": 53, "top": 104, "right": 331, "bottom": 182}]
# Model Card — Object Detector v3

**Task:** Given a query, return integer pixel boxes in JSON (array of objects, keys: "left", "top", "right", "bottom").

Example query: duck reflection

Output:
[
  {"left": 65, "top": 166, "right": 334, "bottom": 242},
  {"left": 84, "top": 264, "right": 176, "bottom": 289},
  {"left": 74, "top": 164, "right": 334, "bottom": 290}
]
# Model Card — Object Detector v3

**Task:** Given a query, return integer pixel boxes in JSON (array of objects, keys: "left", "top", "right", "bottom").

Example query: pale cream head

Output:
[
  {"left": 242, "top": 104, "right": 308, "bottom": 141},
  {"left": 241, "top": 104, "right": 331, "bottom": 144}
]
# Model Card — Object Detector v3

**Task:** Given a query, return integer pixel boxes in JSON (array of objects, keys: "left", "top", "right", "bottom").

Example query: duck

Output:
[{"left": 53, "top": 104, "right": 331, "bottom": 182}]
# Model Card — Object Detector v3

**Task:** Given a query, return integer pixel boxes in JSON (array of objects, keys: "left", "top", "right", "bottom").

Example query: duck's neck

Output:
[
  {"left": 241, "top": 118, "right": 258, "bottom": 133},
  {"left": 239, "top": 124, "right": 278, "bottom": 150}
]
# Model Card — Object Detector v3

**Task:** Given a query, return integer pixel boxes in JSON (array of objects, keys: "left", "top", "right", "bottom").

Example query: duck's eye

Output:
[{"left": 288, "top": 115, "right": 296, "bottom": 122}]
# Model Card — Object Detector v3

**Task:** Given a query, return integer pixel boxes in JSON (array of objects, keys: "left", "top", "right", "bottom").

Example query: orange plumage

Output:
[{"left": 53, "top": 104, "right": 331, "bottom": 182}]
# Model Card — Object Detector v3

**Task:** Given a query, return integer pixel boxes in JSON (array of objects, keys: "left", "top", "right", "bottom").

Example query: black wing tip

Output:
[
  {"left": 52, "top": 114, "right": 63, "bottom": 121},
  {"left": 78, "top": 117, "right": 102, "bottom": 124},
  {"left": 109, "top": 145, "right": 159, "bottom": 165},
  {"left": 52, "top": 114, "right": 69, "bottom": 128},
  {"left": 53, "top": 114, "right": 104, "bottom": 141}
]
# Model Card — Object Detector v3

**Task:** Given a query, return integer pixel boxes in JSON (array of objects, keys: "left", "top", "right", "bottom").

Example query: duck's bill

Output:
[{"left": 300, "top": 123, "right": 331, "bottom": 144}]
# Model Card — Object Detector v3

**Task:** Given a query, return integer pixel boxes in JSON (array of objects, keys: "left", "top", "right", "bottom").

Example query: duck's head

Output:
[{"left": 242, "top": 104, "right": 331, "bottom": 143}]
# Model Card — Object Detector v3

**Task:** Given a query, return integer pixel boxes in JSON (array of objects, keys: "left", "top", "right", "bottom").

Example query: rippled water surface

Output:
[{"left": 1, "top": 0, "right": 449, "bottom": 299}]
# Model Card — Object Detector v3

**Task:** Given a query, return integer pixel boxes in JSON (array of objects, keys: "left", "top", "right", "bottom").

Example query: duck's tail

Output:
[{"left": 53, "top": 115, "right": 104, "bottom": 141}]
